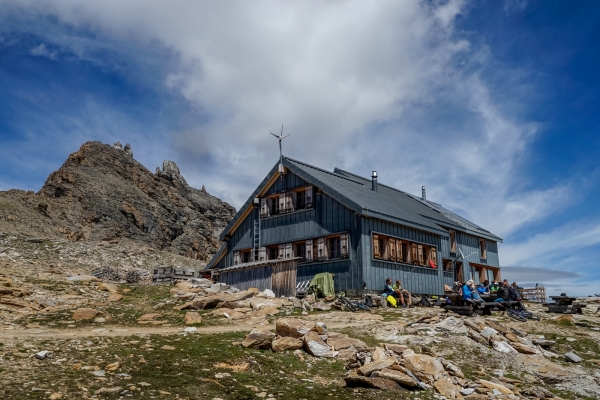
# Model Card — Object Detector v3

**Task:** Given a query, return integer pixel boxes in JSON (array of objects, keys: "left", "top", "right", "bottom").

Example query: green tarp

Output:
[{"left": 309, "top": 272, "right": 335, "bottom": 297}]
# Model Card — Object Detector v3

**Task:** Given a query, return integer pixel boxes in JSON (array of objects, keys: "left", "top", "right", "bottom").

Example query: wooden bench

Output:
[{"left": 544, "top": 296, "right": 586, "bottom": 314}]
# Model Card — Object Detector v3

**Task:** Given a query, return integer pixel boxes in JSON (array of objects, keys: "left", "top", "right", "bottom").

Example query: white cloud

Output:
[
  {"left": 30, "top": 43, "right": 58, "bottom": 59},
  {"left": 0, "top": 0, "right": 582, "bottom": 242}
]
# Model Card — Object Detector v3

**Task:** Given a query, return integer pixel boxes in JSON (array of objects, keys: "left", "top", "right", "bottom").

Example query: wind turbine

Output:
[{"left": 270, "top": 125, "right": 290, "bottom": 177}]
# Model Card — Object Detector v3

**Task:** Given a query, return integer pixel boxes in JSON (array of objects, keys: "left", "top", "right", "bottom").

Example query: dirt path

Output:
[{"left": 0, "top": 320, "right": 374, "bottom": 342}]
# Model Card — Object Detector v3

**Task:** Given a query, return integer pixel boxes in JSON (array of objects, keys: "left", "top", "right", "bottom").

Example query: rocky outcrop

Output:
[{"left": 1, "top": 141, "right": 235, "bottom": 261}]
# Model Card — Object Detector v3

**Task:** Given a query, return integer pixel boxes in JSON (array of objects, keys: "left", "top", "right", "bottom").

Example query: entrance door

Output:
[{"left": 454, "top": 262, "right": 464, "bottom": 283}]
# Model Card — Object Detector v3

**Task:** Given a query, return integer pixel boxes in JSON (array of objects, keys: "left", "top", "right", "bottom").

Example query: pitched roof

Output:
[{"left": 219, "top": 157, "right": 502, "bottom": 242}]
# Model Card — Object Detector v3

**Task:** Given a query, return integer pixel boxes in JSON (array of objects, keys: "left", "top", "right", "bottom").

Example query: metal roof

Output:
[{"left": 219, "top": 157, "right": 502, "bottom": 243}]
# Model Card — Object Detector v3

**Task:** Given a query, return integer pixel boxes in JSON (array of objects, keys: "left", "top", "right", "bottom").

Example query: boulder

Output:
[
  {"left": 372, "top": 346, "right": 387, "bottom": 361},
  {"left": 492, "top": 340, "right": 517, "bottom": 354},
  {"left": 371, "top": 368, "right": 417, "bottom": 388},
  {"left": 381, "top": 343, "right": 409, "bottom": 355},
  {"left": 336, "top": 346, "right": 357, "bottom": 361},
  {"left": 184, "top": 312, "right": 203, "bottom": 325},
  {"left": 532, "top": 339, "right": 556, "bottom": 347},
  {"left": 192, "top": 291, "right": 255, "bottom": 310},
  {"left": 271, "top": 337, "right": 303, "bottom": 352},
  {"left": 72, "top": 308, "right": 99, "bottom": 321},
  {"left": 479, "top": 379, "right": 513, "bottom": 395},
  {"left": 440, "top": 359, "right": 464, "bottom": 378},
  {"left": 468, "top": 330, "right": 489, "bottom": 346},
  {"left": 241, "top": 329, "right": 276, "bottom": 349},
  {"left": 510, "top": 327, "right": 527, "bottom": 337},
  {"left": 328, "top": 337, "right": 369, "bottom": 352},
  {"left": 311, "top": 322, "right": 328, "bottom": 334},
  {"left": 403, "top": 354, "right": 445, "bottom": 385},
  {"left": 344, "top": 375, "right": 408, "bottom": 392},
  {"left": 249, "top": 297, "right": 290, "bottom": 309},
  {"left": 291, "top": 297, "right": 302, "bottom": 308},
  {"left": 137, "top": 313, "right": 161, "bottom": 321},
  {"left": 98, "top": 283, "right": 118, "bottom": 293},
  {"left": 485, "top": 320, "right": 510, "bottom": 334},
  {"left": 511, "top": 342, "right": 538, "bottom": 354},
  {"left": 313, "top": 301, "right": 331, "bottom": 311},
  {"left": 504, "top": 333, "right": 520, "bottom": 343},
  {"left": 433, "top": 377, "right": 462, "bottom": 399},
  {"left": 479, "top": 326, "right": 498, "bottom": 339},
  {"left": 303, "top": 331, "right": 336, "bottom": 357},
  {"left": 565, "top": 352, "right": 582, "bottom": 363},
  {"left": 357, "top": 359, "right": 395, "bottom": 376},
  {"left": 107, "top": 293, "right": 123, "bottom": 302},
  {"left": 263, "top": 289, "right": 275, "bottom": 297},
  {"left": 434, "top": 316, "right": 468, "bottom": 334},
  {"left": 276, "top": 319, "right": 315, "bottom": 338}
]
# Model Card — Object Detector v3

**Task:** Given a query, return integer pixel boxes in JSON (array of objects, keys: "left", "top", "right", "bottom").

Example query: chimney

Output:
[
  {"left": 422, "top": 186, "right": 426, "bottom": 201},
  {"left": 371, "top": 171, "right": 378, "bottom": 192}
]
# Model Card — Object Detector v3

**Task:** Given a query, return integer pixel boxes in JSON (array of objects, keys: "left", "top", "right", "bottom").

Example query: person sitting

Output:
[
  {"left": 462, "top": 280, "right": 483, "bottom": 304},
  {"left": 494, "top": 281, "right": 511, "bottom": 303},
  {"left": 383, "top": 278, "right": 396, "bottom": 297},
  {"left": 478, "top": 280, "right": 490, "bottom": 295},
  {"left": 511, "top": 282, "right": 523, "bottom": 300},
  {"left": 393, "top": 279, "right": 412, "bottom": 308},
  {"left": 489, "top": 281, "right": 500, "bottom": 293}
]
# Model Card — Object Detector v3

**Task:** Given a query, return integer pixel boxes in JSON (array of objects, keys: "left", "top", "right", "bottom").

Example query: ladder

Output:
[{"left": 252, "top": 220, "right": 260, "bottom": 261}]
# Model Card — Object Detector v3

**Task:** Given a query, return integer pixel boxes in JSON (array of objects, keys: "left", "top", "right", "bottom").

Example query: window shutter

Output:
[
  {"left": 258, "top": 247, "right": 266, "bottom": 261},
  {"left": 373, "top": 234, "right": 380, "bottom": 258},
  {"left": 305, "top": 186, "right": 313, "bottom": 208},
  {"left": 260, "top": 197, "right": 269, "bottom": 218},
  {"left": 279, "top": 193, "right": 286, "bottom": 213},
  {"left": 290, "top": 192, "right": 297, "bottom": 211},
  {"left": 386, "top": 239, "right": 395, "bottom": 261},
  {"left": 430, "top": 248, "right": 437, "bottom": 267},
  {"left": 267, "top": 198, "right": 274, "bottom": 214},
  {"left": 417, "top": 245, "right": 424, "bottom": 265},
  {"left": 234, "top": 251, "right": 240, "bottom": 265},
  {"left": 305, "top": 240, "right": 313, "bottom": 262},
  {"left": 317, "top": 238, "right": 326, "bottom": 260},
  {"left": 285, "top": 243, "right": 292, "bottom": 259},
  {"left": 449, "top": 231, "right": 456, "bottom": 252},
  {"left": 278, "top": 244, "right": 285, "bottom": 259},
  {"left": 410, "top": 244, "right": 418, "bottom": 263},
  {"left": 340, "top": 233, "right": 349, "bottom": 258},
  {"left": 396, "top": 240, "right": 403, "bottom": 262}
]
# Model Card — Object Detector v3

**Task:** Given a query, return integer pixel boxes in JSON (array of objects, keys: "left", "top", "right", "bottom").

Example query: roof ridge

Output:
[{"left": 285, "top": 157, "right": 364, "bottom": 185}]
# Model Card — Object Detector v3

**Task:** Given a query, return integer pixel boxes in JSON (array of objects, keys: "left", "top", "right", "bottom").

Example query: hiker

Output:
[
  {"left": 489, "top": 281, "right": 500, "bottom": 293},
  {"left": 462, "top": 280, "right": 483, "bottom": 304},
  {"left": 393, "top": 279, "right": 412, "bottom": 308},
  {"left": 383, "top": 278, "right": 396, "bottom": 297},
  {"left": 494, "top": 281, "right": 511, "bottom": 303},
  {"left": 508, "top": 283, "right": 522, "bottom": 301},
  {"left": 478, "top": 280, "right": 490, "bottom": 295}
]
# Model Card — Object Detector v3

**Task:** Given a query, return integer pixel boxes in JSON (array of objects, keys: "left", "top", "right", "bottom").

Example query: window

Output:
[
  {"left": 242, "top": 251, "right": 251, "bottom": 263},
  {"left": 294, "top": 242, "right": 306, "bottom": 261},
  {"left": 449, "top": 230, "right": 456, "bottom": 253},
  {"left": 296, "top": 190, "right": 306, "bottom": 209},
  {"left": 328, "top": 237, "right": 341, "bottom": 259},
  {"left": 479, "top": 239, "right": 486, "bottom": 259},
  {"left": 269, "top": 196, "right": 279, "bottom": 215},
  {"left": 372, "top": 233, "right": 436, "bottom": 268},
  {"left": 268, "top": 246, "right": 278, "bottom": 260}
]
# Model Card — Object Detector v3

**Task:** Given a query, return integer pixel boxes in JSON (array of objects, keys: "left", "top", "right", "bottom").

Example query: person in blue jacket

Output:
[{"left": 463, "top": 280, "right": 484, "bottom": 303}]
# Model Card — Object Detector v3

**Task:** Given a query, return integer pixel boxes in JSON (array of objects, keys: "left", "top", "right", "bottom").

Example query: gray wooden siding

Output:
[
  {"left": 264, "top": 172, "right": 309, "bottom": 195},
  {"left": 296, "top": 259, "right": 361, "bottom": 292},
  {"left": 220, "top": 266, "right": 272, "bottom": 292},
  {"left": 443, "top": 271, "right": 454, "bottom": 288},
  {"left": 360, "top": 217, "right": 446, "bottom": 295}
]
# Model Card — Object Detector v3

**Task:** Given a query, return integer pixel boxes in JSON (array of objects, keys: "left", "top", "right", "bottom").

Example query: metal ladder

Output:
[{"left": 252, "top": 220, "right": 260, "bottom": 261}]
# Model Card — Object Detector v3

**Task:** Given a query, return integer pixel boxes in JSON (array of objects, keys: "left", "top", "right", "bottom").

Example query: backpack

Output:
[
  {"left": 387, "top": 295, "right": 398, "bottom": 308},
  {"left": 364, "top": 295, "right": 373, "bottom": 308},
  {"left": 419, "top": 295, "right": 432, "bottom": 307}
]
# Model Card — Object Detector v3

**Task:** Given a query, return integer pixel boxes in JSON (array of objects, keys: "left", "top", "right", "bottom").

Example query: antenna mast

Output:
[{"left": 270, "top": 125, "right": 290, "bottom": 179}]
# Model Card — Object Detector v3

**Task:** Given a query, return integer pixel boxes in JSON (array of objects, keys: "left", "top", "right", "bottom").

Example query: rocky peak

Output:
[
  {"left": 156, "top": 160, "right": 187, "bottom": 185},
  {"left": 15, "top": 141, "right": 237, "bottom": 261}
]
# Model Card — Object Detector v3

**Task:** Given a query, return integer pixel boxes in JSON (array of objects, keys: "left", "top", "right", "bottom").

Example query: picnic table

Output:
[
  {"left": 440, "top": 292, "right": 497, "bottom": 316},
  {"left": 544, "top": 295, "right": 586, "bottom": 314}
]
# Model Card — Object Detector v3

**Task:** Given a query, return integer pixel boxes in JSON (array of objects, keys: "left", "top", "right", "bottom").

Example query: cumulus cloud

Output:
[{"left": 0, "top": 0, "right": 591, "bottom": 281}]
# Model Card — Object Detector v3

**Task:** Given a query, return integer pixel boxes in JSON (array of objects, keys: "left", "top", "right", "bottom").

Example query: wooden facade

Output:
[{"left": 207, "top": 158, "right": 502, "bottom": 296}]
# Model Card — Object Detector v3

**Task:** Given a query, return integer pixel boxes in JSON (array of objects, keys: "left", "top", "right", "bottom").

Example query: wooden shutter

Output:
[
  {"left": 396, "top": 240, "right": 403, "bottom": 262},
  {"left": 285, "top": 243, "right": 292, "bottom": 259},
  {"left": 288, "top": 192, "right": 298, "bottom": 211},
  {"left": 386, "top": 239, "right": 395, "bottom": 261},
  {"left": 340, "top": 233, "right": 349, "bottom": 258},
  {"left": 430, "top": 248, "right": 437, "bottom": 267},
  {"left": 449, "top": 231, "right": 456, "bottom": 252},
  {"left": 267, "top": 198, "right": 274, "bottom": 215},
  {"left": 305, "top": 240, "right": 313, "bottom": 262},
  {"left": 410, "top": 244, "right": 418, "bottom": 263},
  {"left": 260, "top": 197, "right": 269, "bottom": 218},
  {"left": 258, "top": 247, "right": 266, "bottom": 261},
  {"left": 279, "top": 193, "right": 286, "bottom": 213},
  {"left": 417, "top": 245, "right": 424, "bottom": 265},
  {"left": 278, "top": 244, "right": 285, "bottom": 259},
  {"left": 373, "top": 234, "right": 380, "bottom": 258},
  {"left": 317, "top": 238, "right": 326, "bottom": 260},
  {"left": 234, "top": 251, "right": 240, "bottom": 265},
  {"left": 305, "top": 186, "right": 313, "bottom": 208}
]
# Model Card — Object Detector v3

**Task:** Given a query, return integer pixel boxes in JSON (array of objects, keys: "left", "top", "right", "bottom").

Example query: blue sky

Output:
[{"left": 1, "top": 0, "right": 599, "bottom": 296}]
